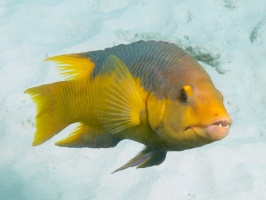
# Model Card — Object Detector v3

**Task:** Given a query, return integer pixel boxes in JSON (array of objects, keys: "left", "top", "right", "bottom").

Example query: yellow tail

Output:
[{"left": 25, "top": 82, "right": 70, "bottom": 146}]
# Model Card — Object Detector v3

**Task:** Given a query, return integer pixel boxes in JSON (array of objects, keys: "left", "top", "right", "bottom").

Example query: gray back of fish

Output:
[{"left": 85, "top": 41, "right": 190, "bottom": 96}]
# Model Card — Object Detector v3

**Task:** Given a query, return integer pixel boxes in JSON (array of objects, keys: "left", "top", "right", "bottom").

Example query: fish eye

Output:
[
  {"left": 179, "top": 85, "right": 193, "bottom": 104},
  {"left": 179, "top": 88, "right": 187, "bottom": 103}
]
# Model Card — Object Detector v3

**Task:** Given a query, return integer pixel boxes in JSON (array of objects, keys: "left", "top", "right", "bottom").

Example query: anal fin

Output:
[
  {"left": 112, "top": 147, "right": 167, "bottom": 173},
  {"left": 56, "top": 123, "right": 121, "bottom": 148}
]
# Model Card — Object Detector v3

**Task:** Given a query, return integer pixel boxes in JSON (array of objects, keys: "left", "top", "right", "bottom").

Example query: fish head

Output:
[{"left": 148, "top": 68, "right": 232, "bottom": 150}]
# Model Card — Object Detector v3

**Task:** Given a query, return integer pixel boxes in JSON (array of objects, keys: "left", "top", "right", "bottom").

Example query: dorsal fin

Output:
[
  {"left": 45, "top": 54, "right": 95, "bottom": 80},
  {"left": 96, "top": 55, "right": 146, "bottom": 134}
]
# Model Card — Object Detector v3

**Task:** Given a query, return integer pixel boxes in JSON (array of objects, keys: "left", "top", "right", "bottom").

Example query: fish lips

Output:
[{"left": 189, "top": 118, "right": 232, "bottom": 141}]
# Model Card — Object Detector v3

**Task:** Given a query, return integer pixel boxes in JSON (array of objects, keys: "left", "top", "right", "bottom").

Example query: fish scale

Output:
[{"left": 25, "top": 41, "right": 232, "bottom": 173}]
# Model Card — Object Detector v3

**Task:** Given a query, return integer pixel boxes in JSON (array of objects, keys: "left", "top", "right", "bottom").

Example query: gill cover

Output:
[
  {"left": 147, "top": 93, "right": 166, "bottom": 133},
  {"left": 147, "top": 85, "right": 194, "bottom": 140}
]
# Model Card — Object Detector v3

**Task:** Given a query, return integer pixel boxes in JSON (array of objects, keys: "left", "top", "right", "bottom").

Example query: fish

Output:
[{"left": 25, "top": 41, "right": 232, "bottom": 173}]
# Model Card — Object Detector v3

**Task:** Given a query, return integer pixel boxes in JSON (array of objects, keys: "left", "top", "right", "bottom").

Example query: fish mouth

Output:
[
  {"left": 187, "top": 118, "right": 232, "bottom": 141},
  {"left": 211, "top": 120, "right": 231, "bottom": 128}
]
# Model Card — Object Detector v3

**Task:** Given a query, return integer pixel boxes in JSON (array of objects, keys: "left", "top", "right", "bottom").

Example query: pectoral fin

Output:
[
  {"left": 112, "top": 147, "right": 167, "bottom": 173},
  {"left": 97, "top": 55, "right": 146, "bottom": 134}
]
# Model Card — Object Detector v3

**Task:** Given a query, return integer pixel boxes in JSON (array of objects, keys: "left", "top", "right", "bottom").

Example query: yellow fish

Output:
[{"left": 25, "top": 41, "right": 232, "bottom": 173}]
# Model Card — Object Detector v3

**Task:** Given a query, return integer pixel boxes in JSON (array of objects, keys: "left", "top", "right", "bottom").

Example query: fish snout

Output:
[
  {"left": 193, "top": 117, "right": 232, "bottom": 141},
  {"left": 204, "top": 118, "right": 232, "bottom": 141}
]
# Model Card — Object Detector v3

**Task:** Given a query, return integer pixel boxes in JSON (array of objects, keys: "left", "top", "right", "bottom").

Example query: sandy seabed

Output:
[{"left": 0, "top": 0, "right": 266, "bottom": 199}]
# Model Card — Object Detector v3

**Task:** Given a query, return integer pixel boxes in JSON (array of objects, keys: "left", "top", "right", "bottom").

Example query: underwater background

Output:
[{"left": 1, "top": 0, "right": 266, "bottom": 199}]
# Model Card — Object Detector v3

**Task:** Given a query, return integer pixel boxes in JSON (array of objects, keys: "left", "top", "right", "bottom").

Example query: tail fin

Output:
[{"left": 25, "top": 82, "right": 69, "bottom": 146}]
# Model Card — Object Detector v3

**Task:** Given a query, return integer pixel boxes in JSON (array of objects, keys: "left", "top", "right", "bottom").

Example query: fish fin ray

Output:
[
  {"left": 45, "top": 54, "right": 94, "bottom": 80},
  {"left": 137, "top": 150, "right": 166, "bottom": 168},
  {"left": 97, "top": 55, "right": 146, "bottom": 134},
  {"left": 56, "top": 123, "right": 121, "bottom": 148},
  {"left": 112, "top": 147, "right": 167, "bottom": 173},
  {"left": 25, "top": 83, "right": 69, "bottom": 146}
]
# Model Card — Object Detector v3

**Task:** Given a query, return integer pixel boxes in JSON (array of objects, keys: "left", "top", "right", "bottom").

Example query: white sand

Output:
[{"left": 1, "top": 0, "right": 266, "bottom": 199}]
